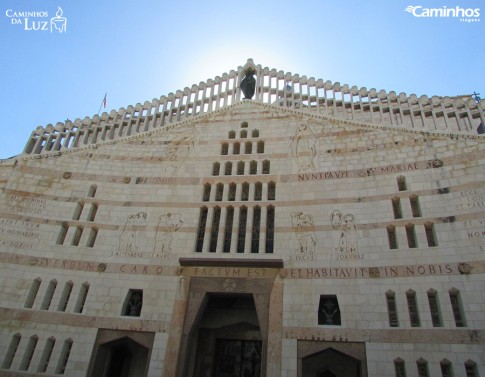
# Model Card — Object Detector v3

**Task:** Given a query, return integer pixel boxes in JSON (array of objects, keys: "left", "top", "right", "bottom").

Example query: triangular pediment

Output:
[
  {"left": 29, "top": 100, "right": 464, "bottom": 191},
  {"left": 14, "top": 58, "right": 484, "bottom": 160}
]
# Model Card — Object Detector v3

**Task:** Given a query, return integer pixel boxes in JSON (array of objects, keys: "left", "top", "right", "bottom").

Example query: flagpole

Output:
[{"left": 97, "top": 93, "right": 107, "bottom": 115}]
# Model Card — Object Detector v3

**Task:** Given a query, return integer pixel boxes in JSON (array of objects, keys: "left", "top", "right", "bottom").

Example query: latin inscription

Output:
[
  {"left": 1, "top": 253, "right": 464, "bottom": 279},
  {"left": 110, "top": 251, "right": 177, "bottom": 259},
  {"left": 298, "top": 160, "right": 442, "bottom": 182},
  {"left": 0, "top": 219, "right": 40, "bottom": 250},
  {"left": 460, "top": 190, "right": 485, "bottom": 243},
  {"left": 0, "top": 219, "right": 40, "bottom": 239},
  {"left": 0, "top": 240, "right": 33, "bottom": 249},
  {"left": 287, "top": 263, "right": 454, "bottom": 279},
  {"left": 456, "top": 189, "right": 485, "bottom": 211},
  {"left": 135, "top": 177, "right": 176, "bottom": 185},
  {"left": 119, "top": 264, "right": 166, "bottom": 274},
  {"left": 6, "top": 195, "right": 46, "bottom": 214},
  {"left": 193, "top": 267, "right": 267, "bottom": 278},
  {"left": 31, "top": 257, "right": 97, "bottom": 271},
  {"left": 465, "top": 226, "right": 485, "bottom": 239}
]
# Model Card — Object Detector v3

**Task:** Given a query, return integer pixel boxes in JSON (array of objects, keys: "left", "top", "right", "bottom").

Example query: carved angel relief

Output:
[
  {"left": 290, "top": 124, "right": 319, "bottom": 172},
  {"left": 160, "top": 125, "right": 198, "bottom": 175}
]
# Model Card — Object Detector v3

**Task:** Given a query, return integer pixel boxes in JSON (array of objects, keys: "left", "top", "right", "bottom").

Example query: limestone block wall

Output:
[{"left": 0, "top": 100, "right": 484, "bottom": 376}]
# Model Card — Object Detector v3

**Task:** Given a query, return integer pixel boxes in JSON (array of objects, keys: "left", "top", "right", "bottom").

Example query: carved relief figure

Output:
[
  {"left": 330, "top": 210, "right": 358, "bottom": 253},
  {"left": 154, "top": 212, "right": 183, "bottom": 253},
  {"left": 161, "top": 125, "right": 198, "bottom": 175},
  {"left": 290, "top": 124, "right": 318, "bottom": 172},
  {"left": 119, "top": 212, "right": 147, "bottom": 251},
  {"left": 290, "top": 212, "right": 317, "bottom": 253}
]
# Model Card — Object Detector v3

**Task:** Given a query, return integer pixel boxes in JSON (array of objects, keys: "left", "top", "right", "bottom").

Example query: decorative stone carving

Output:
[
  {"left": 290, "top": 212, "right": 317, "bottom": 253},
  {"left": 222, "top": 278, "right": 236, "bottom": 292},
  {"left": 369, "top": 267, "right": 380, "bottom": 278},
  {"left": 458, "top": 263, "right": 471, "bottom": 274},
  {"left": 160, "top": 125, "right": 197, "bottom": 175},
  {"left": 118, "top": 212, "right": 147, "bottom": 252},
  {"left": 97, "top": 263, "right": 107, "bottom": 272},
  {"left": 330, "top": 210, "right": 358, "bottom": 253},
  {"left": 290, "top": 124, "right": 318, "bottom": 172},
  {"left": 154, "top": 213, "right": 183, "bottom": 253}
]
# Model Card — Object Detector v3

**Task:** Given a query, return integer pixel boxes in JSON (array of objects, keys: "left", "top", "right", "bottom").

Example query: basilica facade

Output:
[{"left": 0, "top": 59, "right": 484, "bottom": 377}]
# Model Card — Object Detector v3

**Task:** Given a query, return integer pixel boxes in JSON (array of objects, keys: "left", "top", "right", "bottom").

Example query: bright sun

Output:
[{"left": 182, "top": 41, "right": 295, "bottom": 87}]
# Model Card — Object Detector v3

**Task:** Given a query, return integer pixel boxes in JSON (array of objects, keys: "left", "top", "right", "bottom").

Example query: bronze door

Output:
[{"left": 213, "top": 339, "right": 262, "bottom": 377}]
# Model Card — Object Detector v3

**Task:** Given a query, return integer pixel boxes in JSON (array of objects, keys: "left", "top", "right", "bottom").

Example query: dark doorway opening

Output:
[
  {"left": 319, "top": 371, "right": 337, "bottom": 377},
  {"left": 302, "top": 347, "right": 361, "bottom": 377},
  {"left": 213, "top": 339, "right": 262, "bottom": 377},
  {"left": 89, "top": 336, "right": 150, "bottom": 377},
  {"left": 106, "top": 344, "right": 132, "bottom": 377},
  {"left": 189, "top": 293, "right": 262, "bottom": 377}
]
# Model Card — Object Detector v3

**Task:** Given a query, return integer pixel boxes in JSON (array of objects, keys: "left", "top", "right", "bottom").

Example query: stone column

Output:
[
  {"left": 214, "top": 77, "right": 221, "bottom": 111},
  {"left": 202, "top": 207, "right": 214, "bottom": 253},
  {"left": 165, "top": 278, "right": 203, "bottom": 377},
  {"left": 260, "top": 204, "right": 268, "bottom": 253},
  {"left": 267, "top": 274, "right": 284, "bottom": 377},
  {"left": 245, "top": 206, "right": 254, "bottom": 254},
  {"left": 221, "top": 74, "right": 229, "bottom": 107},
  {"left": 207, "top": 81, "right": 215, "bottom": 113},
  {"left": 53, "top": 133, "right": 64, "bottom": 151},
  {"left": 216, "top": 207, "right": 227, "bottom": 253},
  {"left": 230, "top": 207, "right": 240, "bottom": 254}
]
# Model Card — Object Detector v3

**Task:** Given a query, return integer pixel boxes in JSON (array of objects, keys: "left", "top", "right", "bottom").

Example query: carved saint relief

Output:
[
  {"left": 118, "top": 212, "right": 147, "bottom": 252},
  {"left": 290, "top": 124, "right": 318, "bottom": 172},
  {"left": 154, "top": 212, "right": 183, "bottom": 253},
  {"left": 117, "top": 212, "right": 183, "bottom": 256},
  {"left": 161, "top": 125, "right": 198, "bottom": 175},
  {"left": 290, "top": 212, "right": 317, "bottom": 253},
  {"left": 330, "top": 210, "right": 358, "bottom": 253}
]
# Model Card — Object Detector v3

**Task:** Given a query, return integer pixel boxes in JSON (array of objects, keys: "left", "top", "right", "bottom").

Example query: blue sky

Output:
[{"left": 0, "top": 0, "right": 483, "bottom": 158}]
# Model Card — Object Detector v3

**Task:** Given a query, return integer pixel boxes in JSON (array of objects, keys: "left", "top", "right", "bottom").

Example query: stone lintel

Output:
[{"left": 179, "top": 257, "right": 284, "bottom": 269}]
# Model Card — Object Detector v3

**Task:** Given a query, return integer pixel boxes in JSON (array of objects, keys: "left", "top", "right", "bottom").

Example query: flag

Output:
[{"left": 103, "top": 94, "right": 107, "bottom": 108}]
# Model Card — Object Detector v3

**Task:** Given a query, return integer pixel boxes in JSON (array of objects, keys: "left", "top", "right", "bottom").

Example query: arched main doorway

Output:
[
  {"left": 189, "top": 293, "right": 262, "bottom": 377},
  {"left": 174, "top": 275, "right": 276, "bottom": 377}
]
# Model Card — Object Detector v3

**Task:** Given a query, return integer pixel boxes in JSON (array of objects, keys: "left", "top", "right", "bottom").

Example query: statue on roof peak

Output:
[{"left": 240, "top": 68, "right": 256, "bottom": 99}]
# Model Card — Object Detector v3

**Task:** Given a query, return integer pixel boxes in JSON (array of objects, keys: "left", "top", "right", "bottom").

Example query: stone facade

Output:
[{"left": 0, "top": 59, "right": 484, "bottom": 377}]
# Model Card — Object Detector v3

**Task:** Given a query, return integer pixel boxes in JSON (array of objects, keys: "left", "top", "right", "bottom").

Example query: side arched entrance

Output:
[
  {"left": 298, "top": 342, "right": 367, "bottom": 377},
  {"left": 87, "top": 330, "right": 154, "bottom": 377}
]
